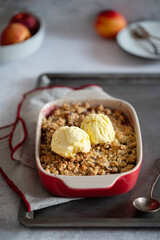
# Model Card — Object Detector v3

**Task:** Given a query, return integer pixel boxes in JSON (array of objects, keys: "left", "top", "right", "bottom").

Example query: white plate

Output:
[
  {"left": 117, "top": 21, "right": 160, "bottom": 59},
  {"left": 0, "top": 8, "right": 45, "bottom": 64}
]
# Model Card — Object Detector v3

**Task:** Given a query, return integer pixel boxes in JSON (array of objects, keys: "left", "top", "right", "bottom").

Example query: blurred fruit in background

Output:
[
  {"left": 10, "top": 12, "right": 39, "bottom": 35},
  {"left": 0, "top": 23, "right": 31, "bottom": 45},
  {"left": 0, "top": 12, "right": 40, "bottom": 46},
  {"left": 95, "top": 10, "right": 127, "bottom": 39}
]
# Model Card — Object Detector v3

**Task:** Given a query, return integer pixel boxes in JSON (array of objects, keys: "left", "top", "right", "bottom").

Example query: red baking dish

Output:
[{"left": 35, "top": 89, "right": 142, "bottom": 197}]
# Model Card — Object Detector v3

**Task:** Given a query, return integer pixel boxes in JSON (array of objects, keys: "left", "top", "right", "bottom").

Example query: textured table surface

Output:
[{"left": 0, "top": 1, "right": 160, "bottom": 239}]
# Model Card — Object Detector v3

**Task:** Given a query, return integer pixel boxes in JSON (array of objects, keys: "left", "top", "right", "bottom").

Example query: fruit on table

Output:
[
  {"left": 95, "top": 10, "right": 127, "bottom": 39},
  {"left": 0, "top": 23, "right": 31, "bottom": 45},
  {"left": 10, "top": 12, "right": 39, "bottom": 35}
]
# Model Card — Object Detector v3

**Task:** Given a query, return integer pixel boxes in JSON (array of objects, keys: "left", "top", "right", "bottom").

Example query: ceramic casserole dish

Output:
[{"left": 35, "top": 89, "right": 142, "bottom": 197}]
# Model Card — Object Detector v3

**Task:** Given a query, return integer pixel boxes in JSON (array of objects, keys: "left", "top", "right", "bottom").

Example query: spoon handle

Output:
[
  {"left": 151, "top": 35, "right": 160, "bottom": 41},
  {"left": 147, "top": 39, "right": 160, "bottom": 55},
  {"left": 137, "top": 26, "right": 160, "bottom": 41},
  {"left": 150, "top": 159, "right": 160, "bottom": 198}
]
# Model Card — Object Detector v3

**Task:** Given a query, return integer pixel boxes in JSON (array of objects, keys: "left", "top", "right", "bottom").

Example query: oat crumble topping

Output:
[{"left": 40, "top": 102, "right": 137, "bottom": 176}]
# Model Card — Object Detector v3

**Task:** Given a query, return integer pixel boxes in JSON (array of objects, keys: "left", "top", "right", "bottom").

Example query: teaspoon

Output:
[
  {"left": 133, "top": 159, "right": 160, "bottom": 212},
  {"left": 136, "top": 25, "right": 160, "bottom": 41},
  {"left": 131, "top": 27, "right": 160, "bottom": 55}
]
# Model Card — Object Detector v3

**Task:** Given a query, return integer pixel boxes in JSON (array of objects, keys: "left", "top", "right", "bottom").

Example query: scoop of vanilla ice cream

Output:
[
  {"left": 51, "top": 126, "right": 91, "bottom": 157},
  {"left": 81, "top": 113, "right": 115, "bottom": 145}
]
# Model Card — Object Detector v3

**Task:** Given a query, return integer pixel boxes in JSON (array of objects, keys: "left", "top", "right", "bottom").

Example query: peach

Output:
[
  {"left": 0, "top": 23, "right": 31, "bottom": 45},
  {"left": 95, "top": 10, "right": 127, "bottom": 39},
  {"left": 10, "top": 12, "right": 39, "bottom": 35}
]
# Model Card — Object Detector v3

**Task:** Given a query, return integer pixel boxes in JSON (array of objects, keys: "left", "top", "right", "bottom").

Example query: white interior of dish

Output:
[{"left": 35, "top": 90, "right": 142, "bottom": 189}]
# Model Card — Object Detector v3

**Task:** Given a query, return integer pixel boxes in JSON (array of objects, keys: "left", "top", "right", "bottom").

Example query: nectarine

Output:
[
  {"left": 0, "top": 23, "right": 31, "bottom": 45},
  {"left": 95, "top": 10, "right": 127, "bottom": 39},
  {"left": 10, "top": 12, "right": 39, "bottom": 35}
]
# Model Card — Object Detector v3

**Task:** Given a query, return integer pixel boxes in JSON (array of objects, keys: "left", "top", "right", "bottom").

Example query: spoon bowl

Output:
[
  {"left": 136, "top": 25, "right": 160, "bottom": 40},
  {"left": 133, "top": 196, "right": 160, "bottom": 212}
]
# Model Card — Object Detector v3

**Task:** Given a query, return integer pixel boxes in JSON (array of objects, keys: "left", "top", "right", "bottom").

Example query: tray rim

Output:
[
  {"left": 37, "top": 72, "right": 160, "bottom": 87},
  {"left": 19, "top": 200, "right": 160, "bottom": 228}
]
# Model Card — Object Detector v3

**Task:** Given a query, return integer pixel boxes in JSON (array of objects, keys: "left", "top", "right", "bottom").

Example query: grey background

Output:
[
  {"left": 1, "top": 0, "right": 160, "bottom": 32},
  {"left": 1, "top": 0, "right": 160, "bottom": 20}
]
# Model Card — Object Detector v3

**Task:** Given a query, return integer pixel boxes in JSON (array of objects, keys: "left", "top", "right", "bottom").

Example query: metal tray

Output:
[{"left": 19, "top": 73, "right": 160, "bottom": 228}]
